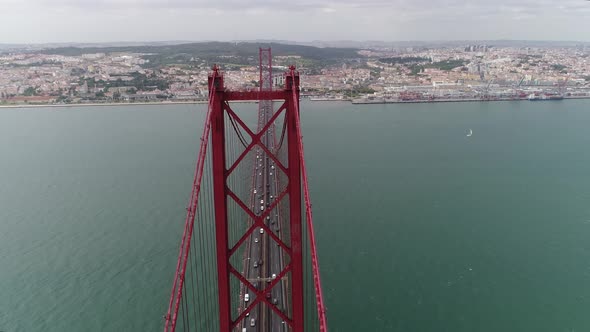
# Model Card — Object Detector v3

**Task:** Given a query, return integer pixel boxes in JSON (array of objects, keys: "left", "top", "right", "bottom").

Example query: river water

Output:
[{"left": 1, "top": 99, "right": 590, "bottom": 331}]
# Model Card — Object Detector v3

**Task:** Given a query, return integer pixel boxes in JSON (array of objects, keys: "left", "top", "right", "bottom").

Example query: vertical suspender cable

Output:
[
  {"left": 188, "top": 232, "right": 197, "bottom": 327},
  {"left": 165, "top": 71, "right": 218, "bottom": 332},
  {"left": 290, "top": 69, "right": 328, "bottom": 331},
  {"left": 204, "top": 152, "right": 214, "bottom": 331},
  {"left": 190, "top": 223, "right": 201, "bottom": 330}
]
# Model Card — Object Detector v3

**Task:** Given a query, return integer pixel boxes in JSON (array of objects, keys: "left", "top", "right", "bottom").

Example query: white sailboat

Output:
[{"left": 466, "top": 129, "right": 473, "bottom": 137}]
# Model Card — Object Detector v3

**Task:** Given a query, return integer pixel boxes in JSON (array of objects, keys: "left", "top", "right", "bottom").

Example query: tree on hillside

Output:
[{"left": 23, "top": 87, "right": 38, "bottom": 96}]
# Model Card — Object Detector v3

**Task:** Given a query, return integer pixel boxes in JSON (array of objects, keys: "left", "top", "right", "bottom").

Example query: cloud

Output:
[
  {"left": 0, "top": 0, "right": 588, "bottom": 43},
  {"left": 1, "top": 0, "right": 587, "bottom": 22},
  {"left": 6, "top": 0, "right": 586, "bottom": 12}
]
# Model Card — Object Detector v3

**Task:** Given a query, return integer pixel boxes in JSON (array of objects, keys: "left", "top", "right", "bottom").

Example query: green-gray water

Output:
[{"left": 1, "top": 100, "right": 590, "bottom": 331}]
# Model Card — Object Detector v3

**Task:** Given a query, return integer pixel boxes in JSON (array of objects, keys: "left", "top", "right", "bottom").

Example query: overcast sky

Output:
[{"left": 1, "top": 0, "right": 589, "bottom": 43}]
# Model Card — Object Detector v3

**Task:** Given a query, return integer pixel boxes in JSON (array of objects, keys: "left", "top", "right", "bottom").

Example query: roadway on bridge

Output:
[{"left": 241, "top": 103, "right": 288, "bottom": 332}]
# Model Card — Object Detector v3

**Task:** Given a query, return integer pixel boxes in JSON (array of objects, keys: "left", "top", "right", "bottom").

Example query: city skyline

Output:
[{"left": 1, "top": 0, "right": 590, "bottom": 44}]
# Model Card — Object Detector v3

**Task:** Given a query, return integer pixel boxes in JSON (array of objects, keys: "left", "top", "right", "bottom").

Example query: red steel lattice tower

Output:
[
  {"left": 209, "top": 55, "right": 304, "bottom": 331},
  {"left": 164, "top": 48, "right": 326, "bottom": 332},
  {"left": 259, "top": 47, "right": 272, "bottom": 92}
]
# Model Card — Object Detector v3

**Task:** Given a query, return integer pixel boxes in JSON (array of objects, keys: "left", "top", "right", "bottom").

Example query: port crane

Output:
[
  {"left": 558, "top": 77, "right": 569, "bottom": 96},
  {"left": 512, "top": 76, "right": 527, "bottom": 99},
  {"left": 481, "top": 79, "right": 494, "bottom": 100}
]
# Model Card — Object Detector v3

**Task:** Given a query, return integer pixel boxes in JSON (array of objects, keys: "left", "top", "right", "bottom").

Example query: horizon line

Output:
[{"left": 2, "top": 38, "right": 590, "bottom": 47}]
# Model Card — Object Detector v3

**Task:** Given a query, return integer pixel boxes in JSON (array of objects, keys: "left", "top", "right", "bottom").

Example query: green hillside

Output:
[{"left": 39, "top": 42, "right": 361, "bottom": 68}]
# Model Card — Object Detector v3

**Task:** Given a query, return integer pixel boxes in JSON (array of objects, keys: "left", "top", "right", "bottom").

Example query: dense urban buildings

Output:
[{"left": 0, "top": 42, "right": 589, "bottom": 105}]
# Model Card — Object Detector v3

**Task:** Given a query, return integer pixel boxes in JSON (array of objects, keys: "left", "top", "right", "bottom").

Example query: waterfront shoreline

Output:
[
  {"left": 1, "top": 95, "right": 589, "bottom": 109},
  {"left": 0, "top": 101, "right": 206, "bottom": 109},
  {"left": 350, "top": 95, "right": 590, "bottom": 105},
  {"left": 0, "top": 99, "right": 264, "bottom": 109}
]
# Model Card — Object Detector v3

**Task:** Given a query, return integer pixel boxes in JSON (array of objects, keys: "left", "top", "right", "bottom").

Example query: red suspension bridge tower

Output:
[{"left": 164, "top": 48, "right": 327, "bottom": 332}]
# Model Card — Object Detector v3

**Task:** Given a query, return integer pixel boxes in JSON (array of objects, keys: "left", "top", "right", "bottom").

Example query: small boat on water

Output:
[{"left": 466, "top": 129, "right": 473, "bottom": 137}]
